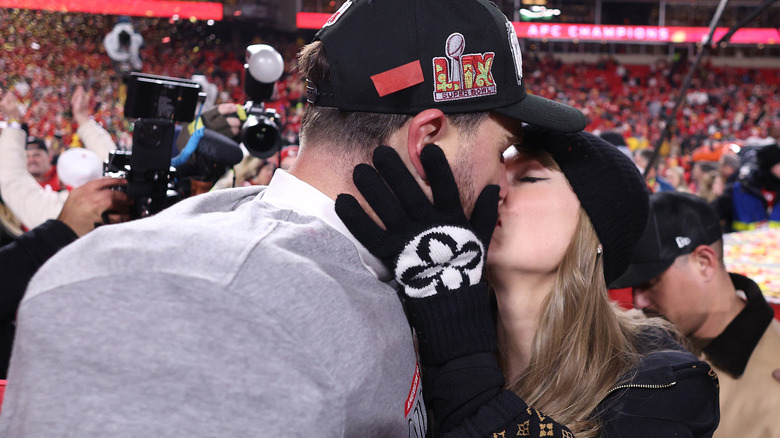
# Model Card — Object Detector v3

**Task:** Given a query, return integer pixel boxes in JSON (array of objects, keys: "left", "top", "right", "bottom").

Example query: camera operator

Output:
[
  {"left": 175, "top": 51, "right": 284, "bottom": 193},
  {"left": 166, "top": 102, "right": 247, "bottom": 197},
  {"left": 0, "top": 87, "right": 117, "bottom": 230},
  {"left": 0, "top": 176, "right": 130, "bottom": 378}
]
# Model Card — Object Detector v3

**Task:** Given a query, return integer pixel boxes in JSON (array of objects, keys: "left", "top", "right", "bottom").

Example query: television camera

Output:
[
  {"left": 107, "top": 73, "right": 242, "bottom": 219},
  {"left": 106, "top": 45, "right": 286, "bottom": 219}
]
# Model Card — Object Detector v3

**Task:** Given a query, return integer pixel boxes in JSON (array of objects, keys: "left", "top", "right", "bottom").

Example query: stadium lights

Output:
[{"left": 519, "top": 5, "right": 561, "bottom": 20}]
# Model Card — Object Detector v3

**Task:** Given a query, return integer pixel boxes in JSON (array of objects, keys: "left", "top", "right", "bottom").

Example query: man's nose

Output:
[
  {"left": 497, "top": 165, "right": 508, "bottom": 201},
  {"left": 632, "top": 288, "right": 651, "bottom": 310}
]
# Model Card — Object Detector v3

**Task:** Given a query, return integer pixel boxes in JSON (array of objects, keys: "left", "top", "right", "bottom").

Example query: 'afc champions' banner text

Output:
[{"left": 296, "top": 13, "right": 779, "bottom": 45}]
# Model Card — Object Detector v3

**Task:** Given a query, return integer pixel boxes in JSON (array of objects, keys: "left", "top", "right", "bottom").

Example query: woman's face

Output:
[
  {"left": 488, "top": 147, "right": 581, "bottom": 278},
  {"left": 665, "top": 169, "right": 682, "bottom": 188}
]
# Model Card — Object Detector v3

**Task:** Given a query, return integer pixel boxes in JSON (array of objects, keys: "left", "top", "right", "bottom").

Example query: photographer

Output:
[
  {"left": 0, "top": 176, "right": 130, "bottom": 378},
  {"left": 0, "top": 87, "right": 117, "bottom": 229}
]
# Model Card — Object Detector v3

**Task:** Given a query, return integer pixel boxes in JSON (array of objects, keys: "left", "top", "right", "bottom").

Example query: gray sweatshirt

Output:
[{"left": 0, "top": 173, "right": 427, "bottom": 437}]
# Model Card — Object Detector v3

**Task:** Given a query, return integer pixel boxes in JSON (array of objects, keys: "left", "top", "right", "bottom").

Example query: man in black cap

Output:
[
  {"left": 712, "top": 142, "right": 780, "bottom": 232},
  {"left": 23, "top": 137, "right": 60, "bottom": 191},
  {"left": 611, "top": 191, "right": 780, "bottom": 437},
  {"left": 1, "top": 1, "right": 584, "bottom": 437}
]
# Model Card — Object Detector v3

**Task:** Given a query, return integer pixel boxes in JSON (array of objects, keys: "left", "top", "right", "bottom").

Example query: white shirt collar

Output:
[{"left": 260, "top": 169, "right": 391, "bottom": 282}]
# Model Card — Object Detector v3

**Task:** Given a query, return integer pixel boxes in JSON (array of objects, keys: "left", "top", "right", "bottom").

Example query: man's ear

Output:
[
  {"left": 692, "top": 245, "right": 719, "bottom": 282},
  {"left": 406, "top": 109, "right": 450, "bottom": 181}
]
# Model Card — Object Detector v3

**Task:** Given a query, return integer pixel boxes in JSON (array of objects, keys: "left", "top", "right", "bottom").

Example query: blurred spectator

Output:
[
  {"left": 712, "top": 142, "right": 780, "bottom": 232},
  {"left": 279, "top": 145, "right": 299, "bottom": 170},
  {"left": 0, "top": 87, "right": 116, "bottom": 229},
  {"left": 688, "top": 161, "right": 718, "bottom": 193},
  {"left": 248, "top": 160, "right": 276, "bottom": 186},
  {"left": 210, "top": 154, "right": 257, "bottom": 190},
  {"left": 697, "top": 170, "right": 726, "bottom": 202},
  {"left": 599, "top": 130, "right": 634, "bottom": 160},
  {"left": 190, "top": 74, "right": 219, "bottom": 114},
  {"left": 634, "top": 148, "right": 674, "bottom": 193},
  {"left": 718, "top": 153, "right": 742, "bottom": 185},
  {"left": 664, "top": 165, "right": 692, "bottom": 193},
  {"left": 0, "top": 176, "right": 130, "bottom": 378},
  {"left": 212, "top": 154, "right": 277, "bottom": 190}
]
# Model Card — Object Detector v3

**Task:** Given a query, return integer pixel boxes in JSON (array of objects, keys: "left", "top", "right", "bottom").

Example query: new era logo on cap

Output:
[{"left": 675, "top": 236, "right": 692, "bottom": 249}]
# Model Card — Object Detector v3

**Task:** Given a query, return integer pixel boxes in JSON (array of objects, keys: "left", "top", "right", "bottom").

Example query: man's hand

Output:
[
  {"left": 337, "top": 145, "right": 500, "bottom": 368},
  {"left": 0, "top": 91, "right": 24, "bottom": 121},
  {"left": 57, "top": 177, "right": 132, "bottom": 237},
  {"left": 70, "top": 86, "right": 92, "bottom": 126},
  {"left": 217, "top": 103, "right": 242, "bottom": 137}
]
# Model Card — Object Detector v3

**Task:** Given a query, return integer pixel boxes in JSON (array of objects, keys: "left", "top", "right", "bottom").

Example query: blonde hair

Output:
[
  {"left": 665, "top": 166, "right": 691, "bottom": 193},
  {"left": 501, "top": 151, "right": 678, "bottom": 437},
  {"left": 697, "top": 170, "right": 723, "bottom": 202}
]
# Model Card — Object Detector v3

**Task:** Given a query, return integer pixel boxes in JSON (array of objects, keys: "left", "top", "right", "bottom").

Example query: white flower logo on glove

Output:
[{"left": 395, "top": 225, "right": 484, "bottom": 298}]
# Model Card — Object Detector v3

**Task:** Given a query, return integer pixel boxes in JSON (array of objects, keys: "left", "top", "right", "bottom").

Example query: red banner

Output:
[
  {"left": 514, "top": 23, "right": 780, "bottom": 45},
  {"left": 296, "top": 12, "right": 779, "bottom": 45},
  {"left": 0, "top": 0, "right": 223, "bottom": 20}
]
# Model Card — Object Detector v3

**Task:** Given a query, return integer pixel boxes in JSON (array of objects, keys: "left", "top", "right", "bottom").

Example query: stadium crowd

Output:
[
  {"left": 0, "top": 9, "right": 306, "bottom": 151},
  {"left": 2, "top": 9, "right": 778, "bottom": 156}
]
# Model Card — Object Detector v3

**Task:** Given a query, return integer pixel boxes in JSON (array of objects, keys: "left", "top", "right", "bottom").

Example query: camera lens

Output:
[
  {"left": 241, "top": 115, "right": 281, "bottom": 159},
  {"left": 138, "top": 121, "right": 163, "bottom": 147}
]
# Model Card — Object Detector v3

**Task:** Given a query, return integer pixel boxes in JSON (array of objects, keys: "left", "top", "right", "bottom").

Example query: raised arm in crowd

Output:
[{"left": 0, "top": 87, "right": 116, "bottom": 230}]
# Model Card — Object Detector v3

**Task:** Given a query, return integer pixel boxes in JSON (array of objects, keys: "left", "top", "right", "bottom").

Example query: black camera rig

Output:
[
  {"left": 106, "top": 73, "right": 242, "bottom": 219},
  {"left": 106, "top": 44, "right": 286, "bottom": 219}
]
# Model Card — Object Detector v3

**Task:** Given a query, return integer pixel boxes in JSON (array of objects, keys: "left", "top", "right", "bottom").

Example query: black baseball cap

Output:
[
  {"left": 610, "top": 191, "right": 723, "bottom": 289},
  {"left": 307, "top": 0, "right": 586, "bottom": 133},
  {"left": 25, "top": 136, "right": 48, "bottom": 153}
]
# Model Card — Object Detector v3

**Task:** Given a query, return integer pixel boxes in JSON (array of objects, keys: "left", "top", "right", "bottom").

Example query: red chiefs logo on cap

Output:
[{"left": 432, "top": 33, "right": 496, "bottom": 103}]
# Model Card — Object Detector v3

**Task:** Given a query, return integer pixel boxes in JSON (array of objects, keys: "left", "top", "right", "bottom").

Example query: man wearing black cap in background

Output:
[
  {"left": 23, "top": 137, "right": 60, "bottom": 191},
  {"left": 1, "top": 0, "right": 585, "bottom": 436},
  {"left": 712, "top": 142, "right": 780, "bottom": 232},
  {"left": 611, "top": 191, "right": 780, "bottom": 438}
]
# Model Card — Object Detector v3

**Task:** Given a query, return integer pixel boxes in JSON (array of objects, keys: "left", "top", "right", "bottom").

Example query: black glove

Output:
[{"left": 335, "top": 144, "right": 499, "bottom": 297}]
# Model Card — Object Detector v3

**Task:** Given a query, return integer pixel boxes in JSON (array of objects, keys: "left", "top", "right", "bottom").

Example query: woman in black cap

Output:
[
  {"left": 485, "top": 126, "right": 719, "bottom": 436},
  {"left": 337, "top": 127, "right": 719, "bottom": 437}
]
